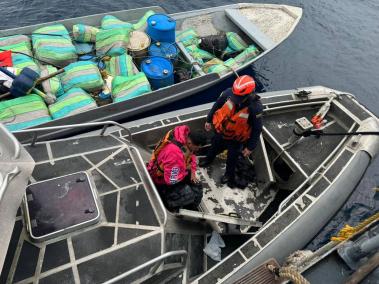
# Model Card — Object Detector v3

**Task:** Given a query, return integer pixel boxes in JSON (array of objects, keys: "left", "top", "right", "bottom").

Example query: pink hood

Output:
[{"left": 173, "top": 125, "right": 190, "bottom": 145}]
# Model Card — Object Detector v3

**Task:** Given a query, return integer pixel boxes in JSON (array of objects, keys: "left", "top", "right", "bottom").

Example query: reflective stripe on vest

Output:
[{"left": 213, "top": 98, "right": 252, "bottom": 142}]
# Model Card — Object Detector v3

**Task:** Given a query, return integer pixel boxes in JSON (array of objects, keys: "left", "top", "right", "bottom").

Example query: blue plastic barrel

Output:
[
  {"left": 141, "top": 57, "right": 174, "bottom": 90},
  {"left": 148, "top": 42, "right": 178, "bottom": 62},
  {"left": 146, "top": 14, "right": 176, "bottom": 43}
]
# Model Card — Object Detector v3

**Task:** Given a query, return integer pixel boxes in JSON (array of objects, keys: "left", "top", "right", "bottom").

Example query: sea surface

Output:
[{"left": 0, "top": 0, "right": 378, "bottom": 249}]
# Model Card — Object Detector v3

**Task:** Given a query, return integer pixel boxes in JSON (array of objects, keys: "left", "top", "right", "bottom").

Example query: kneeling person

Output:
[{"left": 147, "top": 125, "right": 207, "bottom": 211}]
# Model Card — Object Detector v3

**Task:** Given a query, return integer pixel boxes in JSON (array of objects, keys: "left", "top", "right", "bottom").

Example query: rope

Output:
[
  {"left": 331, "top": 211, "right": 379, "bottom": 242},
  {"left": 267, "top": 264, "right": 310, "bottom": 284},
  {"left": 279, "top": 267, "right": 310, "bottom": 284}
]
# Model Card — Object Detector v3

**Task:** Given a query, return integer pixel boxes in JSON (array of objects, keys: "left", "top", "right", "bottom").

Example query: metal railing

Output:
[
  {"left": 277, "top": 122, "right": 357, "bottom": 214},
  {"left": 13, "top": 121, "right": 132, "bottom": 146},
  {"left": 0, "top": 124, "right": 21, "bottom": 159},
  {"left": 102, "top": 250, "right": 188, "bottom": 284},
  {"left": 128, "top": 146, "right": 168, "bottom": 227},
  {"left": 0, "top": 166, "right": 20, "bottom": 202}
]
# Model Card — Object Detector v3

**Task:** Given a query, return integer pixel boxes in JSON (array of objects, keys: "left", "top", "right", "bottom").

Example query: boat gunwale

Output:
[{"left": 2, "top": 3, "right": 303, "bottom": 141}]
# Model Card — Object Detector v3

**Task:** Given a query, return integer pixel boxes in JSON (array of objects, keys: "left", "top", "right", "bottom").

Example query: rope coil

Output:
[{"left": 267, "top": 264, "right": 310, "bottom": 284}]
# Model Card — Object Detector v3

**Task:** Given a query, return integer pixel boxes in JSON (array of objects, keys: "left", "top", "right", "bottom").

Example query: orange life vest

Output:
[
  {"left": 213, "top": 98, "right": 251, "bottom": 142},
  {"left": 150, "top": 129, "right": 192, "bottom": 177}
]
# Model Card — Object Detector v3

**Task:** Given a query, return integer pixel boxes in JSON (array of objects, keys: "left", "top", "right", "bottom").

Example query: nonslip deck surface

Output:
[
  {"left": 198, "top": 156, "right": 277, "bottom": 223},
  {"left": 2, "top": 135, "right": 162, "bottom": 284}
]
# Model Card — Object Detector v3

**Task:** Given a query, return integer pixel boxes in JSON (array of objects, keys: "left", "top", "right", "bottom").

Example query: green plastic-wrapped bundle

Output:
[
  {"left": 202, "top": 58, "right": 224, "bottom": 73},
  {"left": 39, "top": 65, "right": 64, "bottom": 101},
  {"left": 32, "top": 24, "right": 77, "bottom": 66},
  {"left": 101, "top": 15, "right": 133, "bottom": 30},
  {"left": 0, "top": 94, "right": 52, "bottom": 131},
  {"left": 176, "top": 29, "right": 200, "bottom": 46},
  {"left": 96, "top": 27, "right": 132, "bottom": 57},
  {"left": 105, "top": 54, "right": 138, "bottom": 77},
  {"left": 73, "top": 24, "right": 99, "bottom": 43},
  {"left": 185, "top": 45, "right": 214, "bottom": 64},
  {"left": 132, "top": 10, "right": 155, "bottom": 31},
  {"left": 111, "top": 72, "right": 151, "bottom": 103},
  {"left": 234, "top": 45, "right": 260, "bottom": 65},
  {"left": 0, "top": 35, "right": 39, "bottom": 73},
  {"left": 61, "top": 61, "right": 104, "bottom": 92},
  {"left": 226, "top": 32, "right": 248, "bottom": 52},
  {"left": 206, "top": 58, "right": 238, "bottom": 76},
  {"left": 48, "top": 88, "right": 97, "bottom": 120}
]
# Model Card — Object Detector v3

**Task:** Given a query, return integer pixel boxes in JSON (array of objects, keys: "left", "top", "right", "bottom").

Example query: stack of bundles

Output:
[
  {"left": 105, "top": 54, "right": 138, "bottom": 77},
  {"left": 101, "top": 15, "right": 133, "bottom": 30},
  {"left": 176, "top": 29, "right": 200, "bottom": 47},
  {"left": 203, "top": 45, "right": 260, "bottom": 75},
  {"left": 0, "top": 94, "right": 52, "bottom": 131},
  {"left": 39, "top": 65, "right": 64, "bottom": 102},
  {"left": 132, "top": 10, "right": 156, "bottom": 31},
  {"left": 111, "top": 72, "right": 151, "bottom": 103},
  {"left": 0, "top": 35, "right": 39, "bottom": 73},
  {"left": 61, "top": 61, "right": 104, "bottom": 92},
  {"left": 48, "top": 87, "right": 97, "bottom": 119},
  {"left": 185, "top": 45, "right": 214, "bottom": 65},
  {"left": 32, "top": 24, "right": 77, "bottom": 67},
  {"left": 72, "top": 24, "right": 99, "bottom": 43}
]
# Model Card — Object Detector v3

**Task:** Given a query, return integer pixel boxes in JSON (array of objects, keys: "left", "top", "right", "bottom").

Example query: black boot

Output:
[{"left": 220, "top": 174, "right": 235, "bottom": 188}]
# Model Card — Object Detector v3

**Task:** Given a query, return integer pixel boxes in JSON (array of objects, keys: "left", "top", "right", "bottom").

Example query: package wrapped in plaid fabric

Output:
[
  {"left": 96, "top": 27, "right": 132, "bottom": 57},
  {"left": 0, "top": 34, "right": 39, "bottom": 73},
  {"left": 39, "top": 64, "right": 64, "bottom": 101},
  {"left": 0, "top": 94, "right": 52, "bottom": 131},
  {"left": 32, "top": 24, "right": 77, "bottom": 66},
  {"left": 105, "top": 54, "right": 138, "bottom": 77},
  {"left": 48, "top": 87, "right": 97, "bottom": 119},
  {"left": 61, "top": 61, "right": 104, "bottom": 92},
  {"left": 132, "top": 10, "right": 155, "bottom": 31},
  {"left": 101, "top": 15, "right": 133, "bottom": 30},
  {"left": 111, "top": 72, "right": 151, "bottom": 103},
  {"left": 72, "top": 24, "right": 99, "bottom": 43}
]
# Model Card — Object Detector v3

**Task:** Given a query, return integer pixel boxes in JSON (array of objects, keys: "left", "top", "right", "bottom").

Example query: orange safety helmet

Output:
[{"left": 232, "top": 75, "right": 256, "bottom": 96}]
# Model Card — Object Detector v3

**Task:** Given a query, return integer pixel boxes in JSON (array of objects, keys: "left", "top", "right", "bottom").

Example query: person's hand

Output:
[
  {"left": 191, "top": 172, "right": 199, "bottom": 184},
  {"left": 242, "top": 148, "right": 252, "bottom": 158},
  {"left": 204, "top": 122, "right": 212, "bottom": 132}
]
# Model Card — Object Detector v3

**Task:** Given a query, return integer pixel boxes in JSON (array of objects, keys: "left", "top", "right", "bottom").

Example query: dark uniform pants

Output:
[{"left": 205, "top": 133, "right": 243, "bottom": 180}]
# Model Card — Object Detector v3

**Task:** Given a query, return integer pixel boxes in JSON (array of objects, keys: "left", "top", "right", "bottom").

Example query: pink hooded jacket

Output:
[{"left": 147, "top": 125, "right": 197, "bottom": 185}]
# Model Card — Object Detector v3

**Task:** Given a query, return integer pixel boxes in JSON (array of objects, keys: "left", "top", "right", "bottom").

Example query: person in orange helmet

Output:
[{"left": 200, "top": 75, "right": 263, "bottom": 188}]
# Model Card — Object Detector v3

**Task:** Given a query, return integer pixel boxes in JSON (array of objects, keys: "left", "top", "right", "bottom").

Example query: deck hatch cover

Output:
[{"left": 24, "top": 172, "right": 100, "bottom": 242}]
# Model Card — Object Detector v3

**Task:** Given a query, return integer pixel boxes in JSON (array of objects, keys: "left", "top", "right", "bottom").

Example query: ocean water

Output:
[{"left": 0, "top": 0, "right": 378, "bottom": 249}]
